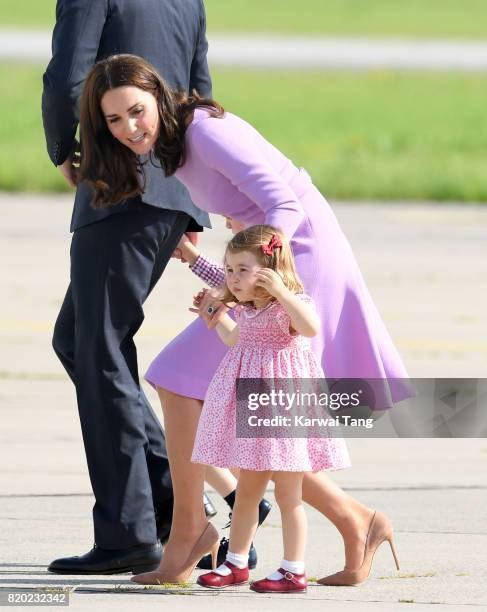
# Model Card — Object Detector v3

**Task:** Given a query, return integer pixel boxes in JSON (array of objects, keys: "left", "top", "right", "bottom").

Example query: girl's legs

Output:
[
  {"left": 197, "top": 466, "right": 271, "bottom": 572},
  {"left": 302, "top": 471, "right": 375, "bottom": 569},
  {"left": 274, "top": 472, "right": 306, "bottom": 564},
  {"left": 155, "top": 388, "right": 208, "bottom": 573},
  {"left": 205, "top": 466, "right": 271, "bottom": 525},
  {"left": 197, "top": 470, "right": 271, "bottom": 589},
  {"left": 249, "top": 472, "right": 308, "bottom": 593},
  {"left": 227, "top": 469, "right": 272, "bottom": 557}
]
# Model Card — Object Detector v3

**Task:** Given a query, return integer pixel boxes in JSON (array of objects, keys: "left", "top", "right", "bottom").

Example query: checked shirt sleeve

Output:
[{"left": 189, "top": 254, "right": 225, "bottom": 288}]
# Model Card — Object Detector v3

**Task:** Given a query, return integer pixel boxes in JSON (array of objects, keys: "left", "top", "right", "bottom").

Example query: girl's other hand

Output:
[
  {"left": 255, "top": 268, "right": 287, "bottom": 298},
  {"left": 194, "top": 288, "right": 229, "bottom": 329},
  {"left": 190, "top": 288, "right": 208, "bottom": 311}
]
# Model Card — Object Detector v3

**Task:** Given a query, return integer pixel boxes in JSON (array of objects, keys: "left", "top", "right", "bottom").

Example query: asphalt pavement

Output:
[{"left": 0, "top": 194, "right": 486, "bottom": 611}]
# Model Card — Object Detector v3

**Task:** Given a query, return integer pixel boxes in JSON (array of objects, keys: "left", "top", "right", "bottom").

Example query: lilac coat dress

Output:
[{"left": 146, "top": 108, "right": 408, "bottom": 406}]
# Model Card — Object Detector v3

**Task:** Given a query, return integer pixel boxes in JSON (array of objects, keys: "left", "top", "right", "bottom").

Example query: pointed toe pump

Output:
[
  {"left": 318, "top": 511, "right": 400, "bottom": 587},
  {"left": 131, "top": 522, "right": 219, "bottom": 585}
]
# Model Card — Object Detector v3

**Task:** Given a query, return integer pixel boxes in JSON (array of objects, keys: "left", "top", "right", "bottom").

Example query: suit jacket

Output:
[{"left": 42, "top": 0, "right": 212, "bottom": 232}]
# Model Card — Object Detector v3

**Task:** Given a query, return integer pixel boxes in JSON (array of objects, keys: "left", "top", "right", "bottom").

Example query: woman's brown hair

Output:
[
  {"left": 79, "top": 54, "right": 223, "bottom": 208},
  {"left": 220, "top": 225, "right": 304, "bottom": 306}
]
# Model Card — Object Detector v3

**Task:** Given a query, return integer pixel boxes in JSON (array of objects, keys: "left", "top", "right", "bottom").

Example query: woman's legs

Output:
[
  {"left": 155, "top": 387, "right": 208, "bottom": 572},
  {"left": 205, "top": 466, "right": 238, "bottom": 498},
  {"left": 302, "top": 471, "right": 375, "bottom": 569},
  {"left": 274, "top": 472, "right": 306, "bottom": 563}
]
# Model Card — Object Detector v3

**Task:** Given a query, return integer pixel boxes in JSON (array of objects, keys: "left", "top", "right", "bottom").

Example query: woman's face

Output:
[{"left": 101, "top": 86, "right": 159, "bottom": 155}]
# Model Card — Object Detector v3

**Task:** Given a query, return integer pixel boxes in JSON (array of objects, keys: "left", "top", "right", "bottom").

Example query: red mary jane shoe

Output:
[
  {"left": 250, "top": 568, "right": 307, "bottom": 593},
  {"left": 197, "top": 561, "right": 249, "bottom": 589}
]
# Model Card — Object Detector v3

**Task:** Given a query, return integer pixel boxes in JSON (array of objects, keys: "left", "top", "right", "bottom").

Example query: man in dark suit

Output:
[{"left": 42, "top": 0, "right": 212, "bottom": 574}]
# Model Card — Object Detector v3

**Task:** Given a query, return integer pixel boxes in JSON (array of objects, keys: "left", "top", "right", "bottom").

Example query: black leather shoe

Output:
[
  {"left": 196, "top": 497, "right": 272, "bottom": 570},
  {"left": 204, "top": 493, "right": 217, "bottom": 518},
  {"left": 221, "top": 498, "right": 272, "bottom": 531},
  {"left": 196, "top": 537, "right": 257, "bottom": 570},
  {"left": 258, "top": 498, "right": 272, "bottom": 526},
  {"left": 47, "top": 541, "right": 162, "bottom": 575}
]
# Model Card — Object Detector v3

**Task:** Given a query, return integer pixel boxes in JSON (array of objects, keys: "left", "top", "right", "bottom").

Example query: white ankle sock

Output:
[
  {"left": 213, "top": 563, "right": 231, "bottom": 576},
  {"left": 213, "top": 551, "right": 248, "bottom": 576},
  {"left": 267, "top": 559, "right": 305, "bottom": 580},
  {"left": 226, "top": 551, "right": 248, "bottom": 569}
]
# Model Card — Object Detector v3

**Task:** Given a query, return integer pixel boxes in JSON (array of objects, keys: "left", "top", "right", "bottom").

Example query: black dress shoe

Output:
[
  {"left": 196, "top": 537, "right": 257, "bottom": 570},
  {"left": 47, "top": 541, "right": 162, "bottom": 575},
  {"left": 257, "top": 498, "right": 272, "bottom": 526},
  {"left": 203, "top": 493, "right": 217, "bottom": 518},
  {"left": 196, "top": 497, "right": 272, "bottom": 570}
]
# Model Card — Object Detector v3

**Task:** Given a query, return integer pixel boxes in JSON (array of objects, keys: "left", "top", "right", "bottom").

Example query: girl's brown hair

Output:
[
  {"left": 78, "top": 54, "right": 224, "bottom": 208},
  {"left": 220, "top": 225, "right": 304, "bottom": 306}
]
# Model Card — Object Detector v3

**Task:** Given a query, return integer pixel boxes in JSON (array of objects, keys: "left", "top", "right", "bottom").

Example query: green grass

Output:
[
  {"left": 205, "top": 0, "right": 487, "bottom": 38},
  {"left": 2, "top": 0, "right": 487, "bottom": 38},
  {"left": 2, "top": 63, "right": 487, "bottom": 202},
  {"left": 0, "top": 1, "right": 56, "bottom": 29}
]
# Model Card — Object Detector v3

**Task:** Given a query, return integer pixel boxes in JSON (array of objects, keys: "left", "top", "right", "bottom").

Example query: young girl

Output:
[
  {"left": 169, "top": 216, "right": 272, "bottom": 572},
  {"left": 191, "top": 225, "right": 352, "bottom": 593}
]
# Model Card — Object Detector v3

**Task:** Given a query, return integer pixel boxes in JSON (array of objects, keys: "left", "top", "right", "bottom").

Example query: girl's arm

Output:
[
  {"left": 213, "top": 313, "right": 239, "bottom": 346},
  {"left": 255, "top": 269, "right": 321, "bottom": 337},
  {"left": 277, "top": 291, "right": 321, "bottom": 338},
  {"left": 177, "top": 234, "right": 226, "bottom": 288},
  {"left": 190, "top": 255, "right": 226, "bottom": 288}
]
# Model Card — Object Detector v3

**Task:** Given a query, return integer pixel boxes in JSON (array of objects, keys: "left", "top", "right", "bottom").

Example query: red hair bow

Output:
[{"left": 261, "top": 234, "right": 282, "bottom": 256}]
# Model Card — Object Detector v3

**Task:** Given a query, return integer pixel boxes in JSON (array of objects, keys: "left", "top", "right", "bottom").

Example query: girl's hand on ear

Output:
[{"left": 255, "top": 268, "right": 288, "bottom": 298}]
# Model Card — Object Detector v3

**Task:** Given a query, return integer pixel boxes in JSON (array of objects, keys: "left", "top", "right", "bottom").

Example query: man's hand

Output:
[
  {"left": 185, "top": 232, "right": 199, "bottom": 248},
  {"left": 57, "top": 140, "right": 80, "bottom": 188},
  {"left": 172, "top": 233, "right": 200, "bottom": 264}
]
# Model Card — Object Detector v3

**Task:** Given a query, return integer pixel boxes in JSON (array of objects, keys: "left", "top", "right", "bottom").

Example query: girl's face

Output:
[
  {"left": 225, "top": 250, "right": 263, "bottom": 302},
  {"left": 101, "top": 86, "right": 160, "bottom": 155},
  {"left": 224, "top": 216, "right": 246, "bottom": 234}
]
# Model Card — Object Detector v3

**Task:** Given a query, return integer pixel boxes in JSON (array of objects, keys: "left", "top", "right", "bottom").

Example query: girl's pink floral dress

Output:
[{"left": 191, "top": 296, "right": 352, "bottom": 472}]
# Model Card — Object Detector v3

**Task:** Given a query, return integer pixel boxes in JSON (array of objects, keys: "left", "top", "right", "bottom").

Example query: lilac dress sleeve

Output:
[
  {"left": 189, "top": 254, "right": 225, "bottom": 288},
  {"left": 190, "top": 118, "right": 306, "bottom": 239}
]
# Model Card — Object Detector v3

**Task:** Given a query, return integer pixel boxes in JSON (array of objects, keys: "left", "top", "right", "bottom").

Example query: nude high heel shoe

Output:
[
  {"left": 317, "top": 510, "right": 400, "bottom": 586},
  {"left": 131, "top": 522, "right": 220, "bottom": 585}
]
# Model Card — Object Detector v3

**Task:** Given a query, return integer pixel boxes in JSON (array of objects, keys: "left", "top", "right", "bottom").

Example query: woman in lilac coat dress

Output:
[{"left": 79, "top": 54, "right": 406, "bottom": 585}]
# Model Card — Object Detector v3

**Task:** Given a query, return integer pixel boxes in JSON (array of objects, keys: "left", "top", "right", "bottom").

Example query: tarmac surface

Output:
[
  {"left": 0, "top": 193, "right": 486, "bottom": 611},
  {"left": 3, "top": 28, "right": 487, "bottom": 70}
]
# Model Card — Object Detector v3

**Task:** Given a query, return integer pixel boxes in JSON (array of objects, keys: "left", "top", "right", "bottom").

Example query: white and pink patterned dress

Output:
[{"left": 191, "top": 296, "right": 351, "bottom": 472}]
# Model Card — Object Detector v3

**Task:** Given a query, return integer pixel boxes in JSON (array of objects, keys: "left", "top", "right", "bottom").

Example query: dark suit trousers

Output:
[{"left": 53, "top": 206, "right": 190, "bottom": 548}]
